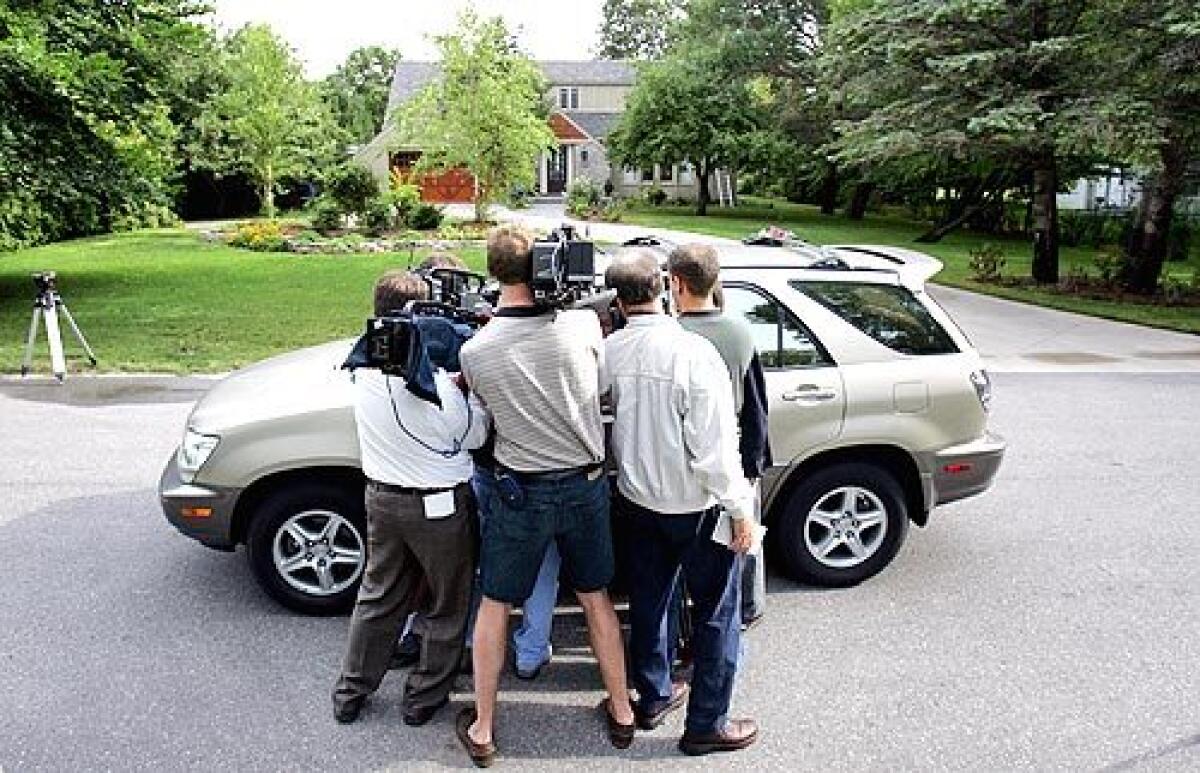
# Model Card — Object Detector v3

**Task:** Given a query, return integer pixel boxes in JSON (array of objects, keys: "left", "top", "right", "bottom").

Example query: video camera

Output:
[
  {"left": 32, "top": 271, "right": 58, "bottom": 296},
  {"left": 530, "top": 225, "right": 597, "bottom": 306}
]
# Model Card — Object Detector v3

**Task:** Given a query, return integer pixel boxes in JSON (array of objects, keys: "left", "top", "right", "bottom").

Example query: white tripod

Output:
[{"left": 20, "top": 272, "right": 97, "bottom": 382}]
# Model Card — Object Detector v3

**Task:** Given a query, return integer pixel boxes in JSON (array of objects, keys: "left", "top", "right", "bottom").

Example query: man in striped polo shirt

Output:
[{"left": 455, "top": 226, "right": 635, "bottom": 766}]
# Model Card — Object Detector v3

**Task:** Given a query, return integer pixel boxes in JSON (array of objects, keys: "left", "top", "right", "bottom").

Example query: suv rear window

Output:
[{"left": 791, "top": 281, "right": 959, "bottom": 355}]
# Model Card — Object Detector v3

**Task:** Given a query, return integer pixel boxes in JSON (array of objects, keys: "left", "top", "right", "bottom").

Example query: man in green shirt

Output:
[{"left": 668, "top": 244, "right": 772, "bottom": 628}]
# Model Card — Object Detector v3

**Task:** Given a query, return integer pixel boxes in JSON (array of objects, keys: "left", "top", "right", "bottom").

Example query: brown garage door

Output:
[{"left": 391, "top": 152, "right": 475, "bottom": 203}]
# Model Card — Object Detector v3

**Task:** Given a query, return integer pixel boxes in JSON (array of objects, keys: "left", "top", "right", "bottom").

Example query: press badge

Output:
[{"left": 423, "top": 490, "right": 456, "bottom": 520}]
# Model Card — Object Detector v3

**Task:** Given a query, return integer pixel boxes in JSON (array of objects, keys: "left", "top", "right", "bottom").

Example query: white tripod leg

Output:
[
  {"left": 58, "top": 302, "right": 98, "bottom": 366},
  {"left": 43, "top": 304, "right": 67, "bottom": 381},
  {"left": 21, "top": 305, "right": 42, "bottom": 377}
]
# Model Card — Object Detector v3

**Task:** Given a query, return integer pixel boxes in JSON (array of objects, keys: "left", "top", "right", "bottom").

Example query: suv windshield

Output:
[{"left": 792, "top": 281, "right": 959, "bottom": 355}]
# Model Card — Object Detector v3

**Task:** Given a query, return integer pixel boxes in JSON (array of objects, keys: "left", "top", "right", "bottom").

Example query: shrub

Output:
[
  {"left": 363, "top": 197, "right": 394, "bottom": 236},
  {"left": 310, "top": 197, "right": 343, "bottom": 234},
  {"left": 968, "top": 243, "right": 1006, "bottom": 283},
  {"left": 1167, "top": 219, "right": 1192, "bottom": 263},
  {"left": 567, "top": 178, "right": 603, "bottom": 217},
  {"left": 600, "top": 198, "right": 626, "bottom": 223},
  {"left": 112, "top": 201, "right": 181, "bottom": 232},
  {"left": 644, "top": 186, "right": 667, "bottom": 207},
  {"left": 325, "top": 164, "right": 380, "bottom": 216},
  {"left": 1093, "top": 250, "right": 1124, "bottom": 286},
  {"left": 409, "top": 203, "right": 444, "bottom": 231},
  {"left": 507, "top": 186, "right": 532, "bottom": 209},
  {"left": 385, "top": 181, "right": 421, "bottom": 226},
  {"left": 229, "top": 220, "right": 287, "bottom": 252}
]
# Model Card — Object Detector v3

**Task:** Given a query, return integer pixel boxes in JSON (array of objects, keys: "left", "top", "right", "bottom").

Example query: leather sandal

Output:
[
  {"left": 599, "top": 698, "right": 636, "bottom": 749},
  {"left": 455, "top": 707, "right": 497, "bottom": 768}
]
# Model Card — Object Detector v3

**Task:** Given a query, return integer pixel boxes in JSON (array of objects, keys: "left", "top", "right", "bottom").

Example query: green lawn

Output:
[
  {"left": 1, "top": 229, "right": 484, "bottom": 374},
  {"left": 625, "top": 198, "right": 1200, "bottom": 334}
]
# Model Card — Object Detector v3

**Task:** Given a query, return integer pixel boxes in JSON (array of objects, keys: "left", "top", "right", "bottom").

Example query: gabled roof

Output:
[
  {"left": 539, "top": 60, "right": 635, "bottom": 86},
  {"left": 562, "top": 111, "right": 622, "bottom": 141},
  {"left": 385, "top": 59, "right": 635, "bottom": 120}
]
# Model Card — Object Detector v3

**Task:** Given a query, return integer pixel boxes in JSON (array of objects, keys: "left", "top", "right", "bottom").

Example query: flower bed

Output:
[{"left": 208, "top": 220, "right": 491, "bottom": 255}]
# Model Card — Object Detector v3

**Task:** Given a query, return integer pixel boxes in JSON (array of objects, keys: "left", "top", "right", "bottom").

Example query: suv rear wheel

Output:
[
  {"left": 774, "top": 462, "right": 909, "bottom": 587},
  {"left": 246, "top": 482, "right": 367, "bottom": 615}
]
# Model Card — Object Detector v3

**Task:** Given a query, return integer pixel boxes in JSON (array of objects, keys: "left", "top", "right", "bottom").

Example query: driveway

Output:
[
  {"left": 469, "top": 199, "right": 1199, "bottom": 375},
  {"left": 2, "top": 371, "right": 1198, "bottom": 770}
]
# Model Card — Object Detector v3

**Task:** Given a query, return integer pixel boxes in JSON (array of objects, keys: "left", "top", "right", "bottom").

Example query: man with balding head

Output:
[{"left": 603, "top": 250, "right": 759, "bottom": 756}]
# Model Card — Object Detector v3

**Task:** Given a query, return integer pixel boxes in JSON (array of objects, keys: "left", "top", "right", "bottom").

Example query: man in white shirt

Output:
[
  {"left": 332, "top": 270, "right": 489, "bottom": 728},
  {"left": 603, "top": 250, "right": 759, "bottom": 756}
]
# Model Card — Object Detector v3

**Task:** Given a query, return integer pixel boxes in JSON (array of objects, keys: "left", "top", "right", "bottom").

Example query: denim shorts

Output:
[{"left": 479, "top": 469, "right": 614, "bottom": 604}]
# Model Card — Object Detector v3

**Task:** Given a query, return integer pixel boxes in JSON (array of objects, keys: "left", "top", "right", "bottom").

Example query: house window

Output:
[
  {"left": 659, "top": 164, "right": 674, "bottom": 183},
  {"left": 642, "top": 168, "right": 655, "bottom": 182},
  {"left": 558, "top": 87, "right": 579, "bottom": 110},
  {"left": 580, "top": 148, "right": 589, "bottom": 166}
]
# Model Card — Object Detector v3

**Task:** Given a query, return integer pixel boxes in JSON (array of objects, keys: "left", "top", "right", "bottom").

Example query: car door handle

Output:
[{"left": 782, "top": 385, "right": 838, "bottom": 402}]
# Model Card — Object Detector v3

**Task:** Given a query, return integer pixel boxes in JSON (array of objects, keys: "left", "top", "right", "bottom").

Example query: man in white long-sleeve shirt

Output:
[
  {"left": 333, "top": 270, "right": 490, "bottom": 728},
  {"left": 603, "top": 250, "right": 759, "bottom": 756}
]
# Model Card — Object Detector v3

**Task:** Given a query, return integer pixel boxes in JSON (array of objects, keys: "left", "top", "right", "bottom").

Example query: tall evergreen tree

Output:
[{"left": 826, "top": 0, "right": 1098, "bottom": 283}]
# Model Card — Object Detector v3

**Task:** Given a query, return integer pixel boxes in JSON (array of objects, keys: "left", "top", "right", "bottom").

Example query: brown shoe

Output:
[
  {"left": 635, "top": 682, "right": 689, "bottom": 730},
  {"left": 455, "top": 707, "right": 496, "bottom": 768},
  {"left": 598, "top": 698, "right": 635, "bottom": 749},
  {"left": 678, "top": 718, "right": 758, "bottom": 756}
]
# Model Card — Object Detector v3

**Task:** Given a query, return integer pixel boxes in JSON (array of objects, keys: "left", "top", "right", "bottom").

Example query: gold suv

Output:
[{"left": 160, "top": 241, "right": 1004, "bottom": 613}]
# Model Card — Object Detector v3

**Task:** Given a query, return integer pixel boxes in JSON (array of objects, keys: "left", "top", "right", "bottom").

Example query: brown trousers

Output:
[{"left": 332, "top": 481, "right": 476, "bottom": 712}]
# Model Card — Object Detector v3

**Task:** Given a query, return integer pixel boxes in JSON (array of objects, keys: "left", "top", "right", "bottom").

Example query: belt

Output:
[
  {"left": 367, "top": 480, "right": 460, "bottom": 496},
  {"left": 498, "top": 462, "right": 604, "bottom": 482}
]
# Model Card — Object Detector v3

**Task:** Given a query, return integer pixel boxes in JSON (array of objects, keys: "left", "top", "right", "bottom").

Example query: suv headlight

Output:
[
  {"left": 969, "top": 369, "right": 993, "bottom": 413},
  {"left": 178, "top": 428, "right": 220, "bottom": 483}
]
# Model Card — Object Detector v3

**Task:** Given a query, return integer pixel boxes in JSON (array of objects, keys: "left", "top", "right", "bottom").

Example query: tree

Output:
[
  {"left": 1083, "top": 0, "right": 1200, "bottom": 294},
  {"left": 597, "top": 0, "right": 683, "bottom": 59},
  {"left": 0, "top": 0, "right": 211, "bottom": 248},
  {"left": 826, "top": 1, "right": 1099, "bottom": 283},
  {"left": 609, "top": 52, "right": 762, "bottom": 215},
  {"left": 191, "top": 25, "right": 339, "bottom": 219},
  {"left": 321, "top": 46, "right": 401, "bottom": 146},
  {"left": 394, "top": 11, "right": 554, "bottom": 223}
]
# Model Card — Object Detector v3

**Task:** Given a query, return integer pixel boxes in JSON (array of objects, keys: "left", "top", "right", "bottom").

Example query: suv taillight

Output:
[{"left": 970, "top": 370, "right": 993, "bottom": 413}]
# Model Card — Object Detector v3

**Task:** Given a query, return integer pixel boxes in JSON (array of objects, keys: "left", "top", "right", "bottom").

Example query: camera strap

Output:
[{"left": 385, "top": 376, "right": 473, "bottom": 459}]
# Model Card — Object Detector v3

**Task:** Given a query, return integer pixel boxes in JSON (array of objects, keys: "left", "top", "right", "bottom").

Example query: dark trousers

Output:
[
  {"left": 624, "top": 496, "right": 743, "bottom": 736},
  {"left": 333, "top": 481, "right": 476, "bottom": 713}
]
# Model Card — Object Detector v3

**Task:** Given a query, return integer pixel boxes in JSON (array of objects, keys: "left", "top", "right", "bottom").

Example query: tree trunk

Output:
[
  {"left": 1030, "top": 158, "right": 1059, "bottom": 284},
  {"left": 819, "top": 163, "right": 838, "bottom": 215},
  {"left": 846, "top": 182, "right": 874, "bottom": 220},
  {"left": 263, "top": 163, "right": 276, "bottom": 220},
  {"left": 696, "top": 161, "right": 711, "bottom": 216},
  {"left": 1123, "top": 139, "right": 1185, "bottom": 294}
]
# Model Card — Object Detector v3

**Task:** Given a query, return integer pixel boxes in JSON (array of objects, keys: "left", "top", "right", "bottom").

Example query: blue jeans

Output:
[
  {"left": 623, "top": 496, "right": 742, "bottom": 736},
  {"left": 513, "top": 541, "right": 560, "bottom": 670}
]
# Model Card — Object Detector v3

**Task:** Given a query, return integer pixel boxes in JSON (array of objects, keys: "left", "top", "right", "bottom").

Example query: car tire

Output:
[
  {"left": 246, "top": 482, "right": 367, "bottom": 615},
  {"left": 773, "top": 462, "right": 909, "bottom": 588}
]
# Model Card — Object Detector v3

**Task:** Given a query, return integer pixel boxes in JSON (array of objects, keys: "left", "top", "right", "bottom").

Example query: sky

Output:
[{"left": 208, "top": 0, "right": 607, "bottom": 78}]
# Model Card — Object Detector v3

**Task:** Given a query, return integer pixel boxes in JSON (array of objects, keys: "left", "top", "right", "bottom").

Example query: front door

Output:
[{"left": 546, "top": 146, "right": 567, "bottom": 194}]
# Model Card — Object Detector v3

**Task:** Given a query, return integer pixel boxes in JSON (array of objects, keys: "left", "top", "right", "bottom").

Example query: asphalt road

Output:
[{"left": 1, "top": 372, "right": 1198, "bottom": 772}]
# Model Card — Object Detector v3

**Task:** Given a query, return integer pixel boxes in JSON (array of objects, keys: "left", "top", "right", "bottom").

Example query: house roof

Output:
[
  {"left": 385, "top": 59, "right": 635, "bottom": 119},
  {"left": 562, "top": 111, "right": 622, "bottom": 141}
]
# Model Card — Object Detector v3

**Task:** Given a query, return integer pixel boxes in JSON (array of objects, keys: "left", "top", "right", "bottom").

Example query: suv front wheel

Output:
[
  {"left": 774, "top": 462, "right": 909, "bottom": 587},
  {"left": 246, "top": 482, "right": 367, "bottom": 615}
]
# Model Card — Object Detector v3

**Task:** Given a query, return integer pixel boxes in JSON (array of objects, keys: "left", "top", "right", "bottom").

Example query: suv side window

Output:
[
  {"left": 792, "top": 281, "right": 959, "bottom": 355},
  {"left": 722, "top": 283, "right": 833, "bottom": 369}
]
